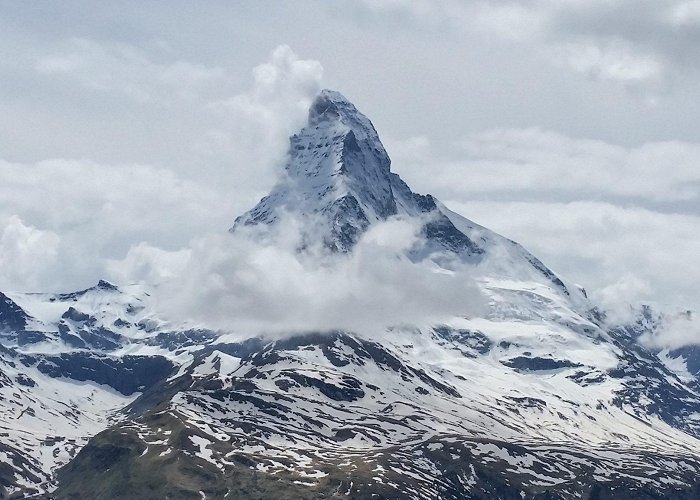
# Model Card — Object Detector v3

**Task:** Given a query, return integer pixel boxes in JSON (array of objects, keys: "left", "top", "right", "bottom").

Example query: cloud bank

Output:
[
  {"left": 639, "top": 310, "right": 700, "bottom": 351},
  {"left": 389, "top": 128, "right": 700, "bottom": 204},
  {"left": 141, "top": 216, "right": 488, "bottom": 337},
  {"left": 0, "top": 45, "right": 323, "bottom": 293}
]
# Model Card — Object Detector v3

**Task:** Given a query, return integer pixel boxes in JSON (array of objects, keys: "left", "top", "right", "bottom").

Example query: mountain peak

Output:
[
  {"left": 231, "top": 88, "right": 579, "bottom": 294},
  {"left": 96, "top": 279, "right": 118, "bottom": 291},
  {"left": 232, "top": 90, "right": 489, "bottom": 256},
  {"left": 232, "top": 89, "right": 398, "bottom": 249},
  {"left": 305, "top": 90, "right": 384, "bottom": 147},
  {"left": 308, "top": 89, "right": 353, "bottom": 126}
]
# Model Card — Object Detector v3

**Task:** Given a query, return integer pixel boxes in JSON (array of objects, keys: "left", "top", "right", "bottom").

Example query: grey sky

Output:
[{"left": 0, "top": 1, "right": 698, "bottom": 325}]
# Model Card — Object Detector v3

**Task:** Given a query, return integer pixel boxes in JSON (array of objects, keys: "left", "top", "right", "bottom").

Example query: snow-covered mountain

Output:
[{"left": 2, "top": 90, "right": 700, "bottom": 499}]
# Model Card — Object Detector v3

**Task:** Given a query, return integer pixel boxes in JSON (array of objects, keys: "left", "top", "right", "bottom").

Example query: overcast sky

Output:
[{"left": 0, "top": 1, "right": 698, "bottom": 321}]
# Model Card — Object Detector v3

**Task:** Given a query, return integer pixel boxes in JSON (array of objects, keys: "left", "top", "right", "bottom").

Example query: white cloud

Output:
[
  {"left": 106, "top": 242, "right": 191, "bottom": 285},
  {"left": 395, "top": 126, "right": 700, "bottom": 338},
  {"left": 35, "top": 38, "right": 229, "bottom": 104},
  {"left": 0, "top": 158, "right": 229, "bottom": 241},
  {"left": 445, "top": 200, "right": 700, "bottom": 315},
  {"left": 353, "top": 0, "right": 547, "bottom": 40},
  {"left": 0, "top": 158, "right": 230, "bottom": 292},
  {"left": 668, "top": 1, "right": 700, "bottom": 26},
  {"left": 203, "top": 45, "right": 322, "bottom": 159},
  {"left": 389, "top": 128, "right": 700, "bottom": 203},
  {"left": 2, "top": 28, "right": 698, "bottom": 347},
  {"left": 597, "top": 274, "right": 654, "bottom": 324},
  {"left": 354, "top": 0, "right": 445, "bottom": 23},
  {"left": 0, "top": 216, "right": 60, "bottom": 291},
  {"left": 193, "top": 45, "right": 324, "bottom": 200},
  {"left": 0, "top": 44, "right": 327, "bottom": 293},
  {"left": 555, "top": 38, "right": 663, "bottom": 84},
  {"left": 350, "top": 0, "right": 700, "bottom": 93},
  {"left": 470, "top": 1, "right": 546, "bottom": 41},
  {"left": 144, "top": 216, "right": 487, "bottom": 337},
  {"left": 639, "top": 311, "right": 700, "bottom": 350},
  {"left": 250, "top": 45, "right": 324, "bottom": 99}
]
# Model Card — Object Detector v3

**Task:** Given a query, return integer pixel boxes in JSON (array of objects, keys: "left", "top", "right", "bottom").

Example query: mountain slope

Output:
[{"left": 1, "top": 90, "right": 699, "bottom": 499}]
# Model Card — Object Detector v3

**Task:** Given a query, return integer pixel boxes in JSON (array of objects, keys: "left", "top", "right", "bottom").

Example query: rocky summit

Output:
[{"left": 1, "top": 91, "right": 700, "bottom": 499}]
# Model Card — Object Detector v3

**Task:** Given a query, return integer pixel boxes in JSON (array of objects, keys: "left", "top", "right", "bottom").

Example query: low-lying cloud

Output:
[
  {"left": 133, "top": 216, "right": 488, "bottom": 338},
  {"left": 639, "top": 310, "right": 700, "bottom": 351},
  {"left": 0, "top": 158, "right": 230, "bottom": 292}
]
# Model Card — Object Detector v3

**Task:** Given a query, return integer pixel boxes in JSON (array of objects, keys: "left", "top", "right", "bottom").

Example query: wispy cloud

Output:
[
  {"left": 35, "top": 38, "right": 229, "bottom": 104},
  {"left": 351, "top": 0, "right": 700, "bottom": 90},
  {"left": 146, "top": 215, "right": 487, "bottom": 337},
  {"left": 389, "top": 128, "right": 700, "bottom": 203}
]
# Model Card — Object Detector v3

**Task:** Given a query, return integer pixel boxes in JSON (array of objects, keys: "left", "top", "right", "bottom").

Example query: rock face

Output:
[
  {"left": 0, "top": 292, "right": 29, "bottom": 334},
  {"left": 1, "top": 91, "right": 700, "bottom": 499},
  {"left": 232, "top": 90, "right": 483, "bottom": 256}
]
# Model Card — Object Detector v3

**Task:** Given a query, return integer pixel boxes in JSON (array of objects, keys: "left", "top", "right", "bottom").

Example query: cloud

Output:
[
  {"left": 0, "top": 158, "right": 229, "bottom": 244},
  {"left": 201, "top": 45, "right": 323, "bottom": 182},
  {"left": 0, "top": 158, "right": 230, "bottom": 292},
  {"left": 444, "top": 200, "right": 700, "bottom": 315},
  {"left": 669, "top": 1, "right": 700, "bottom": 26},
  {"left": 0, "top": 44, "right": 327, "bottom": 293},
  {"left": 143, "top": 215, "right": 487, "bottom": 337},
  {"left": 25, "top": 41, "right": 324, "bottom": 207},
  {"left": 539, "top": 0, "right": 700, "bottom": 86},
  {"left": 1, "top": 25, "right": 697, "bottom": 346},
  {"left": 389, "top": 128, "right": 700, "bottom": 204},
  {"left": 553, "top": 38, "right": 663, "bottom": 84},
  {"left": 353, "top": 0, "right": 543, "bottom": 35},
  {"left": 0, "top": 216, "right": 60, "bottom": 291},
  {"left": 639, "top": 310, "right": 700, "bottom": 350},
  {"left": 209, "top": 44, "right": 323, "bottom": 123},
  {"left": 106, "top": 242, "right": 191, "bottom": 286},
  {"left": 596, "top": 274, "right": 654, "bottom": 324},
  {"left": 35, "top": 37, "right": 229, "bottom": 104},
  {"left": 393, "top": 126, "right": 700, "bottom": 337},
  {"left": 350, "top": 0, "right": 700, "bottom": 90}
]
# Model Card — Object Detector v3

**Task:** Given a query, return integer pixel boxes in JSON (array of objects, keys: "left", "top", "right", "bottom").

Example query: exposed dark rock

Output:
[
  {"left": 282, "top": 371, "right": 365, "bottom": 401},
  {"left": 422, "top": 213, "right": 483, "bottom": 255},
  {"left": 17, "top": 330, "right": 49, "bottom": 346},
  {"left": 502, "top": 356, "right": 583, "bottom": 371},
  {"left": 61, "top": 307, "right": 93, "bottom": 324},
  {"left": 0, "top": 292, "right": 29, "bottom": 333},
  {"left": 568, "top": 370, "right": 607, "bottom": 386},
  {"left": 145, "top": 329, "right": 219, "bottom": 351},
  {"left": 326, "top": 195, "right": 371, "bottom": 252},
  {"left": 14, "top": 374, "right": 36, "bottom": 387},
  {"left": 433, "top": 326, "right": 492, "bottom": 355},
  {"left": 505, "top": 396, "right": 547, "bottom": 409},
  {"left": 35, "top": 353, "right": 174, "bottom": 395},
  {"left": 670, "top": 344, "right": 700, "bottom": 378}
]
